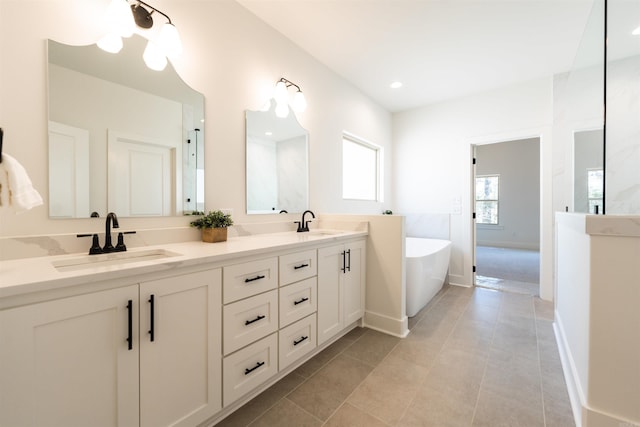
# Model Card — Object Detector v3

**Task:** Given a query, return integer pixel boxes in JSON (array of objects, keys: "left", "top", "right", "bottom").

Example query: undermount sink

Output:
[
  {"left": 307, "top": 230, "right": 345, "bottom": 236},
  {"left": 52, "top": 249, "right": 182, "bottom": 272}
]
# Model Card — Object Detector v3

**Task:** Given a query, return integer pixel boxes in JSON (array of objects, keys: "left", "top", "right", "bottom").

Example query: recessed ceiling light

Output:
[
  {"left": 633, "top": 26, "right": 640, "bottom": 35},
  {"left": 265, "top": 131, "right": 273, "bottom": 136},
  {"left": 390, "top": 81, "right": 403, "bottom": 89}
]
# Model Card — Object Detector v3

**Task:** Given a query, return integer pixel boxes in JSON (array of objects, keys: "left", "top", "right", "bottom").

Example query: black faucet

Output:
[
  {"left": 103, "top": 212, "right": 120, "bottom": 253},
  {"left": 296, "top": 210, "right": 315, "bottom": 232}
]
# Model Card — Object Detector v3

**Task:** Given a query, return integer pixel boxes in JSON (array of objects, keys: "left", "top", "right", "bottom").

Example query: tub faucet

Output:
[
  {"left": 296, "top": 210, "right": 315, "bottom": 232},
  {"left": 103, "top": 212, "right": 120, "bottom": 253}
]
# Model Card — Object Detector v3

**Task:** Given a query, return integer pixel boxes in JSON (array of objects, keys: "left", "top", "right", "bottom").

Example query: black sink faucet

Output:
[
  {"left": 103, "top": 212, "right": 120, "bottom": 252},
  {"left": 296, "top": 210, "right": 315, "bottom": 232}
]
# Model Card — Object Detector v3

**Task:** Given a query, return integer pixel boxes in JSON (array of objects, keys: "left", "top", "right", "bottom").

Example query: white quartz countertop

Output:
[{"left": 0, "top": 229, "right": 367, "bottom": 299}]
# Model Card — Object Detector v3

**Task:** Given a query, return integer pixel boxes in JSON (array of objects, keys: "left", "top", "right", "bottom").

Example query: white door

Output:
[
  {"left": 317, "top": 244, "right": 344, "bottom": 345},
  {"left": 0, "top": 286, "right": 140, "bottom": 427},
  {"left": 48, "top": 121, "right": 90, "bottom": 218},
  {"left": 343, "top": 240, "right": 365, "bottom": 325},
  {"left": 108, "top": 131, "right": 175, "bottom": 216},
  {"left": 139, "top": 269, "right": 222, "bottom": 427}
]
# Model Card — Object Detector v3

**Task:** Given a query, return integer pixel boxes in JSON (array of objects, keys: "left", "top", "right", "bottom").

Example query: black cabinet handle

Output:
[
  {"left": 294, "top": 297, "right": 309, "bottom": 306},
  {"left": 126, "top": 300, "right": 133, "bottom": 351},
  {"left": 341, "top": 251, "right": 346, "bottom": 273},
  {"left": 346, "top": 249, "right": 351, "bottom": 272},
  {"left": 148, "top": 294, "right": 155, "bottom": 342},
  {"left": 244, "top": 361, "right": 265, "bottom": 375},
  {"left": 293, "top": 336, "right": 308, "bottom": 346},
  {"left": 245, "top": 275, "right": 265, "bottom": 283},
  {"left": 245, "top": 315, "right": 266, "bottom": 325},
  {"left": 294, "top": 263, "right": 309, "bottom": 270}
]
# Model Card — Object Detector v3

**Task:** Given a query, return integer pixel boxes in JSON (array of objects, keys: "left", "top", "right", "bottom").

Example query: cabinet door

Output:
[
  {"left": 139, "top": 269, "right": 222, "bottom": 427},
  {"left": 344, "top": 240, "right": 366, "bottom": 325},
  {"left": 317, "top": 244, "right": 344, "bottom": 345},
  {"left": 0, "top": 285, "right": 139, "bottom": 427}
]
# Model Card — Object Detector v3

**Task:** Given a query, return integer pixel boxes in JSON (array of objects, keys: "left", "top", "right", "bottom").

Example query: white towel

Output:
[{"left": 0, "top": 153, "right": 43, "bottom": 213}]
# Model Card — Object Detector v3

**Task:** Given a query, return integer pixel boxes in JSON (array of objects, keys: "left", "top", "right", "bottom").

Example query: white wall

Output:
[
  {"left": 0, "top": 0, "right": 392, "bottom": 238},
  {"left": 476, "top": 138, "right": 540, "bottom": 250},
  {"left": 392, "top": 78, "right": 554, "bottom": 299},
  {"left": 555, "top": 213, "right": 640, "bottom": 426}
]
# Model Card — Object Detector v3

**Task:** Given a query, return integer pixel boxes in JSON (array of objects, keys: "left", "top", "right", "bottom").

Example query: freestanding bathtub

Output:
[{"left": 406, "top": 237, "right": 452, "bottom": 317}]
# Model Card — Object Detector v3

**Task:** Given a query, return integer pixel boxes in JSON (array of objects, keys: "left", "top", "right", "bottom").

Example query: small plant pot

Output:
[{"left": 201, "top": 228, "right": 227, "bottom": 243}]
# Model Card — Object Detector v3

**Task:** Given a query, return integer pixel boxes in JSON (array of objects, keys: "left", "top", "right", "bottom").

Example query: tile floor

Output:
[{"left": 215, "top": 285, "right": 574, "bottom": 426}]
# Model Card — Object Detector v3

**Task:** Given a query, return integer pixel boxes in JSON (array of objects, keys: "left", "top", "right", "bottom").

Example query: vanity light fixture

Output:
[
  {"left": 97, "top": 0, "right": 183, "bottom": 71},
  {"left": 97, "top": 0, "right": 136, "bottom": 53},
  {"left": 273, "top": 78, "right": 307, "bottom": 118}
]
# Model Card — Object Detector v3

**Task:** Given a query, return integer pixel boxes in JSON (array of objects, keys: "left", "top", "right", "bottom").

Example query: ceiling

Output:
[{"left": 235, "top": 0, "right": 598, "bottom": 113}]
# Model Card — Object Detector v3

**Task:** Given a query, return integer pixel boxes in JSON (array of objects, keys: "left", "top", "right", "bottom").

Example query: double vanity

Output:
[{"left": 0, "top": 228, "right": 367, "bottom": 426}]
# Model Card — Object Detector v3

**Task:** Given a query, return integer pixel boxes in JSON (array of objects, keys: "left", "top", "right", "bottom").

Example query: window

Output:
[
  {"left": 342, "top": 135, "right": 381, "bottom": 201},
  {"left": 475, "top": 175, "right": 499, "bottom": 225},
  {"left": 587, "top": 168, "right": 603, "bottom": 214}
]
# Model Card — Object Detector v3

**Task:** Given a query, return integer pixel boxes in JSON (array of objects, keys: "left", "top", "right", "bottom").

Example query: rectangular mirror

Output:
[{"left": 47, "top": 36, "right": 204, "bottom": 218}]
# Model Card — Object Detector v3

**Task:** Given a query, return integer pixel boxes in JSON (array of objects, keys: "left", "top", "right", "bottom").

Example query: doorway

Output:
[{"left": 473, "top": 137, "right": 541, "bottom": 296}]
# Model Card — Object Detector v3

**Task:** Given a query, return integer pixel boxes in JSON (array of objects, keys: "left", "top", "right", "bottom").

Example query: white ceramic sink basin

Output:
[{"left": 52, "top": 249, "right": 181, "bottom": 272}]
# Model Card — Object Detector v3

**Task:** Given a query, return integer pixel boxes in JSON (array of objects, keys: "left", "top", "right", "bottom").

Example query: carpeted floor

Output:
[{"left": 475, "top": 246, "right": 540, "bottom": 296}]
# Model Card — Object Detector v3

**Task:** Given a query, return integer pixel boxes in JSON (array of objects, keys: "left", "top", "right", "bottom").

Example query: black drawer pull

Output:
[
  {"left": 126, "top": 300, "right": 133, "bottom": 351},
  {"left": 245, "top": 361, "right": 265, "bottom": 375},
  {"left": 148, "top": 294, "right": 155, "bottom": 342},
  {"left": 245, "top": 315, "right": 266, "bottom": 325},
  {"left": 293, "top": 336, "right": 308, "bottom": 346},
  {"left": 294, "top": 297, "right": 309, "bottom": 306},
  {"left": 245, "top": 275, "right": 265, "bottom": 283},
  {"left": 294, "top": 263, "right": 309, "bottom": 270}
]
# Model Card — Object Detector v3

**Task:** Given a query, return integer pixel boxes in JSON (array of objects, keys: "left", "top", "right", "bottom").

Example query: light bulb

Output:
[
  {"left": 106, "top": 0, "right": 135, "bottom": 38},
  {"left": 143, "top": 41, "right": 168, "bottom": 71},
  {"left": 274, "top": 81, "right": 288, "bottom": 105},
  {"left": 157, "top": 23, "right": 183, "bottom": 59},
  {"left": 275, "top": 102, "right": 289, "bottom": 118},
  {"left": 97, "top": 32, "right": 123, "bottom": 53},
  {"left": 292, "top": 90, "right": 307, "bottom": 112}
]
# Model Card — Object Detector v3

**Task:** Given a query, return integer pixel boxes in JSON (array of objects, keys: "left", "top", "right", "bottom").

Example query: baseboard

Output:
[
  {"left": 553, "top": 313, "right": 582, "bottom": 427},
  {"left": 553, "top": 312, "right": 639, "bottom": 427},
  {"left": 363, "top": 310, "right": 409, "bottom": 338}
]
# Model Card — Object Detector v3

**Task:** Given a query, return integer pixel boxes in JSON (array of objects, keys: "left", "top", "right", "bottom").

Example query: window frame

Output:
[
  {"left": 341, "top": 133, "right": 382, "bottom": 202},
  {"left": 475, "top": 174, "right": 500, "bottom": 225}
]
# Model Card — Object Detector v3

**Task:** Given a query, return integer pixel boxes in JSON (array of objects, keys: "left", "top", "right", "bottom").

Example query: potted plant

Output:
[{"left": 189, "top": 210, "right": 234, "bottom": 243}]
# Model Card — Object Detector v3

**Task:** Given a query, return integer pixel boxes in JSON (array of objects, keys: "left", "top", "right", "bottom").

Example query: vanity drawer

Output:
[
  {"left": 279, "top": 277, "right": 317, "bottom": 328},
  {"left": 223, "top": 333, "right": 278, "bottom": 407},
  {"left": 223, "top": 257, "right": 278, "bottom": 303},
  {"left": 279, "top": 249, "right": 317, "bottom": 286},
  {"left": 279, "top": 314, "right": 317, "bottom": 371},
  {"left": 223, "top": 289, "right": 278, "bottom": 355}
]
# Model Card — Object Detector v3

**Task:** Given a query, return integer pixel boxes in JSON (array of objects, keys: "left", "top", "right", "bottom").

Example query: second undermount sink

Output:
[
  {"left": 307, "top": 229, "right": 345, "bottom": 236},
  {"left": 52, "top": 248, "right": 182, "bottom": 272}
]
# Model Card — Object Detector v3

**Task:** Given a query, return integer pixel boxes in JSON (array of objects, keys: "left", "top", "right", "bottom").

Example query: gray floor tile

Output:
[
  {"left": 342, "top": 329, "right": 400, "bottom": 366},
  {"left": 287, "top": 354, "right": 373, "bottom": 421},
  {"left": 324, "top": 403, "right": 389, "bottom": 427},
  {"left": 248, "top": 398, "right": 322, "bottom": 427}
]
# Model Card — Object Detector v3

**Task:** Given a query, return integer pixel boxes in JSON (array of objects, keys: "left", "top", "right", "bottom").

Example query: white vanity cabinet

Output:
[
  {"left": 221, "top": 257, "right": 280, "bottom": 407},
  {"left": 0, "top": 268, "right": 222, "bottom": 427},
  {"left": 0, "top": 285, "right": 140, "bottom": 427},
  {"left": 138, "top": 269, "right": 222, "bottom": 427},
  {"left": 317, "top": 239, "right": 366, "bottom": 346},
  {"left": 0, "top": 231, "right": 368, "bottom": 426}
]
